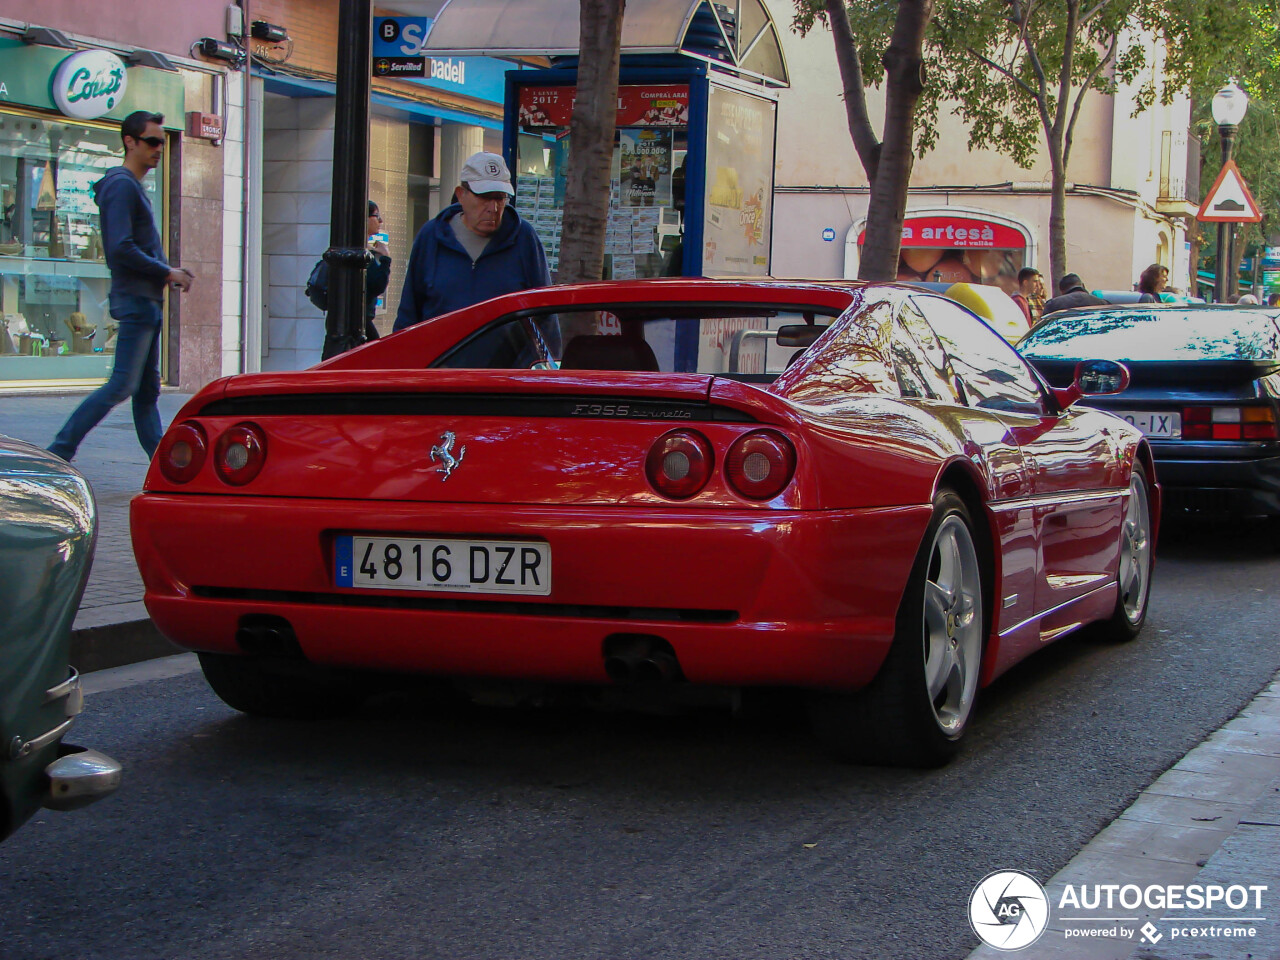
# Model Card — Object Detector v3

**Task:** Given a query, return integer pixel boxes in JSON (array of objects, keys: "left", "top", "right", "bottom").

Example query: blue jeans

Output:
[{"left": 50, "top": 295, "right": 163, "bottom": 461}]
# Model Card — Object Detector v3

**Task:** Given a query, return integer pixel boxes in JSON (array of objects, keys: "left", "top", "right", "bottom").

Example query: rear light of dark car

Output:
[
  {"left": 725, "top": 430, "right": 797, "bottom": 500},
  {"left": 1182, "top": 406, "right": 1279, "bottom": 441},
  {"left": 646, "top": 429, "right": 713, "bottom": 499},
  {"left": 214, "top": 422, "right": 268, "bottom": 485},
  {"left": 157, "top": 421, "right": 208, "bottom": 484}
]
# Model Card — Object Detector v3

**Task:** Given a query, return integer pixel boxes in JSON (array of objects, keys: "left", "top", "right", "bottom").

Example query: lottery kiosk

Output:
[{"left": 423, "top": 0, "right": 789, "bottom": 281}]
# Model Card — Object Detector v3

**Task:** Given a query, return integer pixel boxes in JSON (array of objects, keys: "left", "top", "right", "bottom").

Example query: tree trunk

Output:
[
  {"left": 556, "top": 0, "right": 625, "bottom": 289},
  {"left": 859, "top": 0, "right": 933, "bottom": 281},
  {"left": 820, "top": 0, "right": 933, "bottom": 282},
  {"left": 1048, "top": 149, "right": 1068, "bottom": 289},
  {"left": 860, "top": 0, "right": 931, "bottom": 281}
]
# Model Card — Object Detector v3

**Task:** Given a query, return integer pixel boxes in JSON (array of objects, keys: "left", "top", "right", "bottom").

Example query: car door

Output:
[{"left": 913, "top": 296, "right": 1122, "bottom": 626}]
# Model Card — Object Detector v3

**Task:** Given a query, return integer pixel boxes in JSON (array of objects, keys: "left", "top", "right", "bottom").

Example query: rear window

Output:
[
  {"left": 433, "top": 305, "right": 841, "bottom": 376},
  {"left": 1020, "top": 309, "right": 1280, "bottom": 362}
]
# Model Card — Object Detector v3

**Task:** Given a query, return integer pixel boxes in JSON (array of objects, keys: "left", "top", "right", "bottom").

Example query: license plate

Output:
[
  {"left": 1113, "top": 410, "right": 1181, "bottom": 439},
  {"left": 335, "top": 536, "right": 551, "bottom": 596}
]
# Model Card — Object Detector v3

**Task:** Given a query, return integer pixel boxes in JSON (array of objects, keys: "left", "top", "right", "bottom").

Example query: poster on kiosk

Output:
[{"left": 506, "top": 73, "right": 777, "bottom": 284}]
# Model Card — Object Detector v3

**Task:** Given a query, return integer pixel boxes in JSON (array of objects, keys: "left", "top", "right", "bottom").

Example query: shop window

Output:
[{"left": 0, "top": 113, "right": 164, "bottom": 382}]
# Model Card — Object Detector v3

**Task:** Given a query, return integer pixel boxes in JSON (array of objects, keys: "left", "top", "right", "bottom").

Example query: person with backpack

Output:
[{"left": 305, "top": 201, "right": 391, "bottom": 342}]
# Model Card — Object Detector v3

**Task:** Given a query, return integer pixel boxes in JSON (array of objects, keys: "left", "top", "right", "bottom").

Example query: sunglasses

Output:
[{"left": 136, "top": 136, "right": 165, "bottom": 148}]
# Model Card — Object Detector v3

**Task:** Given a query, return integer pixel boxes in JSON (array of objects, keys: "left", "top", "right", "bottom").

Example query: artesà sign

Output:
[{"left": 52, "top": 50, "right": 127, "bottom": 120}]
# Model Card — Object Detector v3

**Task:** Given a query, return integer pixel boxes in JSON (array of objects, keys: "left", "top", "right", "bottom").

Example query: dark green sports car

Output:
[{"left": 1, "top": 434, "right": 121, "bottom": 839}]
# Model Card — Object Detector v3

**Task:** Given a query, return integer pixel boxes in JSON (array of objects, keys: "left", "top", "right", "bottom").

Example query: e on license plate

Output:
[
  {"left": 1113, "top": 410, "right": 1181, "bottom": 439},
  {"left": 335, "top": 536, "right": 551, "bottom": 596}
]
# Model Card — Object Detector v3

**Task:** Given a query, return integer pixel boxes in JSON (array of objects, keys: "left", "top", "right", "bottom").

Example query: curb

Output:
[{"left": 71, "top": 616, "right": 181, "bottom": 675}]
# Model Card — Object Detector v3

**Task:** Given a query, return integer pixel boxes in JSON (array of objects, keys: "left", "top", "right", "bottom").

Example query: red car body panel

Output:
[{"left": 130, "top": 279, "right": 1156, "bottom": 696}]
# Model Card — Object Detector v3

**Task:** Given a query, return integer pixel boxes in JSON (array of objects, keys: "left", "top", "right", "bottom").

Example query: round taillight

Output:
[
  {"left": 645, "top": 429, "right": 713, "bottom": 499},
  {"left": 214, "top": 422, "right": 267, "bottom": 485},
  {"left": 157, "top": 421, "right": 208, "bottom": 484},
  {"left": 726, "top": 430, "right": 796, "bottom": 500}
]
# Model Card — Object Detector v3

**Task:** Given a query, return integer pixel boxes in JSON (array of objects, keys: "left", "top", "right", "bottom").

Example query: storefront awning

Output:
[{"left": 390, "top": 0, "right": 788, "bottom": 85}]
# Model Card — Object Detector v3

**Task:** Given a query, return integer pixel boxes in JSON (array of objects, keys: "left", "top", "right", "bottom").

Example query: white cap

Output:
[{"left": 460, "top": 151, "right": 514, "bottom": 196}]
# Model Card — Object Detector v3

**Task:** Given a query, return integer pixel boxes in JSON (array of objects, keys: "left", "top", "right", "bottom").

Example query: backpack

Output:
[{"left": 304, "top": 258, "right": 329, "bottom": 312}]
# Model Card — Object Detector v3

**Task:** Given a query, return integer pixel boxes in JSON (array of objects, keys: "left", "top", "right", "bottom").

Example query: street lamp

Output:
[{"left": 1211, "top": 81, "right": 1249, "bottom": 303}]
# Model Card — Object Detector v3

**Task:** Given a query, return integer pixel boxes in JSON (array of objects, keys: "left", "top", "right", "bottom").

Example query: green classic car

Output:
[{"left": 1, "top": 434, "right": 121, "bottom": 839}]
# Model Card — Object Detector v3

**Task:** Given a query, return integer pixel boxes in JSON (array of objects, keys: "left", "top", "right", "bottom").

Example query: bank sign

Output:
[
  {"left": 371, "top": 16, "right": 506, "bottom": 103},
  {"left": 52, "top": 50, "right": 127, "bottom": 120}
]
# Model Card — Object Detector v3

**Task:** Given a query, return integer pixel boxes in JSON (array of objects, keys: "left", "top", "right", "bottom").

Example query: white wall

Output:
[
  {"left": 220, "top": 70, "right": 247, "bottom": 377},
  {"left": 260, "top": 95, "right": 334, "bottom": 372}
]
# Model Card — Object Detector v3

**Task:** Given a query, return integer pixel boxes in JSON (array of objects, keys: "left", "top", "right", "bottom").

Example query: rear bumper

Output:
[
  {"left": 131, "top": 494, "right": 933, "bottom": 690},
  {"left": 1151, "top": 451, "right": 1280, "bottom": 517}
]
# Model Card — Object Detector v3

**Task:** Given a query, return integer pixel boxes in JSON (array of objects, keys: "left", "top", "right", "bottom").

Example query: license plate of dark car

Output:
[
  {"left": 1113, "top": 410, "right": 1181, "bottom": 438},
  {"left": 335, "top": 536, "right": 551, "bottom": 595}
]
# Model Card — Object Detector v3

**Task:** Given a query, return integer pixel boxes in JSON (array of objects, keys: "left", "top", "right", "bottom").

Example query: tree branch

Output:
[
  {"left": 1063, "top": 33, "right": 1118, "bottom": 167},
  {"left": 964, "top": 45, "right": 1040, "bottom": 101}
]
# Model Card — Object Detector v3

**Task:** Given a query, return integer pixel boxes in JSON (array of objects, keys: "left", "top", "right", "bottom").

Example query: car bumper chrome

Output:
[
  {"left": 44, "top": 746, "right": 122, "bottom": 811},
  {"left": 7, "top": 668, "right": 122, "bottom": 812}
]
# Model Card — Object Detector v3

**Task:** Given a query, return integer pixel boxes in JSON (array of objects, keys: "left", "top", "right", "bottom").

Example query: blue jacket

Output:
[
  {"left": 392, "top": 203, "right": 549, "bottom": 332},
  {"left": 93, "top": 166, "right": 170, "bottom": 302}
]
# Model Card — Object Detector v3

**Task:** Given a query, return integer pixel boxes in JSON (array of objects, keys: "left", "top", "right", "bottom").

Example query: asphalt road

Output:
[{"left": 2, "top": 520, "right": 1277, "bottom": 960}]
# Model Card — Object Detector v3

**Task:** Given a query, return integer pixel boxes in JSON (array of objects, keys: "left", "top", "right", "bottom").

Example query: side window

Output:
[
  {"left": 434, "top": 315, "right": 558, "bottom": 369},
  {"left": 893, "top": 303, "right": 957, "bottom": 401},
  {"left": 913, "top": 297, "right": 1046, "bottom": 415}
]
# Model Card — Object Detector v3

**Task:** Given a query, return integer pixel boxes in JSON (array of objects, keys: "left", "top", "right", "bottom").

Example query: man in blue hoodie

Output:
[
  {"left": 49, "top": 111, "right": 192, "bottom": 462},
  {"left": 393, "top": 151, "right": 550, "bottom": 336}
]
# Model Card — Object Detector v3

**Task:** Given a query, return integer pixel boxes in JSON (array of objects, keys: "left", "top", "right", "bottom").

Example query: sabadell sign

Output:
[{"left": 51, "top": 50, "right": 128, "bottom": 121}]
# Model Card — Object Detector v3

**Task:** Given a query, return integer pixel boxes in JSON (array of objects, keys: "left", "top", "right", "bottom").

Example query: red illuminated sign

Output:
[
  {"left": 518, "top": 84, "right": 689, "bottom": 128},
  {"left": 858, "top": 216, "right": 1026, "bottom": 249}
]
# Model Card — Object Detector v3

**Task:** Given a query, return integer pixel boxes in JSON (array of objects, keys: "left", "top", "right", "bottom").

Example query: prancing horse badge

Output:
[{"left": 429, "top": 431, "right": 466, "bottom": 480}]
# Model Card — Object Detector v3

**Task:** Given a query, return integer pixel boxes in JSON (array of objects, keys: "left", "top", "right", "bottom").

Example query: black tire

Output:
[
  {"left": 809, "top": 490, "right": 988, "bottom": 767},
  {"left": 1093, "top": 462, "right": 1154, "bottom": 642},
  {"left": 197, "top": 652, "right": 366, "bottom": 719}
]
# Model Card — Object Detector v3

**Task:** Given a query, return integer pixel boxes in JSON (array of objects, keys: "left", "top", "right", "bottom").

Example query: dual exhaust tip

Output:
[{"left": 603, "top": 635, "right": 683, "bottom": 686}]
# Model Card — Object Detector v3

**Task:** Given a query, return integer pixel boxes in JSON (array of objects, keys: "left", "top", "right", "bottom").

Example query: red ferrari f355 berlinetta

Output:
[{"left": 131, "top": 279, "right": 1158, "bottom": 766}]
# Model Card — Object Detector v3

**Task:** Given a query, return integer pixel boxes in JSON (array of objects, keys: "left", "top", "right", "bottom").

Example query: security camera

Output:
[{"left": 198, "top": 38, "right": 245, "bottom": 63}]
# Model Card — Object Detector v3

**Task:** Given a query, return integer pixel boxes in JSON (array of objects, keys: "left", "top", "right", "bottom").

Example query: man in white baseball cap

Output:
[{"left": 394, "top": 150, "right": 551, "bottom": 336}]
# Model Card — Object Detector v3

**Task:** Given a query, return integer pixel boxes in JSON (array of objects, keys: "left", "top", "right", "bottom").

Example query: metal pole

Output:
[
  {"left": 1214, "top": 123, "right": 1236, "bottom": 304},
  {"left": 321, "top": 0, "right": 373, "bottom": 360}
]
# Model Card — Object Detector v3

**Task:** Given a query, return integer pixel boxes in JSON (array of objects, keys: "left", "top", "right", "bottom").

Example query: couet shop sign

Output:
[{"left": 52, "top": 50, "right": 127, "bottom": 120}]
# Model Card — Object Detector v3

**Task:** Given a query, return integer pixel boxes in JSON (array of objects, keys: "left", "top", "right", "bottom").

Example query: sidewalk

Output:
[{"left": 3, "top": 390, "right": 1279, "bottom": 959}]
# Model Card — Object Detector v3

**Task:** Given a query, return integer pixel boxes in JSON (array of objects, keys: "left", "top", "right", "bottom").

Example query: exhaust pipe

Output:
[
  {"left": 634, "top": 651, "right": 678, "bottom": 685},
  {"left": 602, "top": 635, "right": 683, "bottom": 685},
  {"left": 603, "top": 635, "right": 651, "bottom": 683},
  {"left": 235, "top": 616, "right": 303, "bottom": 658}
]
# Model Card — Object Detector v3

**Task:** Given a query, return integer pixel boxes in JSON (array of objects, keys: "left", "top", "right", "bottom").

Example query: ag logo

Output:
[{"left": 969, "top": 869, "right": 1049, "bottom": 951}]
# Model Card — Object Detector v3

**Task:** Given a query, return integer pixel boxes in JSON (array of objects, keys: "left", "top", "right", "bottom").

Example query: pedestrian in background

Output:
[
  {"left": 304, "top": 201, "right": 391, "bottom": 343},
  {"left": 363, "top": 202, "right": 392, "bottom": 340},
  {"left": 393, "top": 152, "right": 549, "bottom": 332},
  {"left": 49, "top": 111, "right": 191, "bottom": 462},
  {"left": 1042, "top": 273, "right": 1108, "bottom": 315},
  {"left": 1137, "top": 263, "right": 1168, "bottom": 303},
  {"left": 1011, "top": 267, "right": 1045, "bottom": 326}
]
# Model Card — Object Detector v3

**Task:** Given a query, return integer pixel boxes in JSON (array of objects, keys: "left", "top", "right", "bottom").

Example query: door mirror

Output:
[
  {"left": 1051, "top": 358, "right": 1131, "bottom": 409},
  {"left": 1075, "top": 359, "right": 1131, "bottom": 395}
]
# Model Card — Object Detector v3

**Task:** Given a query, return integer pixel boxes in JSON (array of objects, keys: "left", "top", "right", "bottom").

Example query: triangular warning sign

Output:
[{"left": 1197, "top": 160, "right": 1263, "bottom": 223}]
